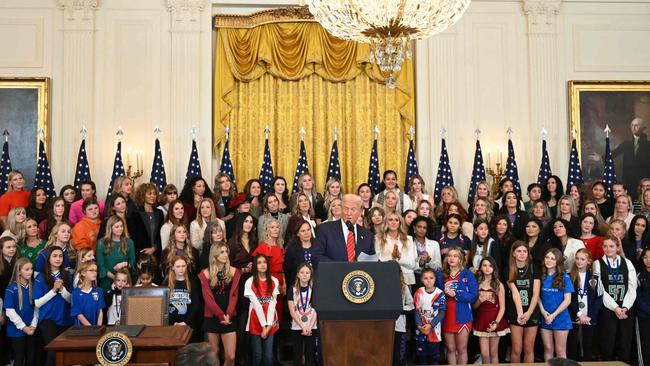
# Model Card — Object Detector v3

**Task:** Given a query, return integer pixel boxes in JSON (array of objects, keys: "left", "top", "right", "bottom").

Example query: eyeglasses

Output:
[{"left": 166, "top": 192, "right": 178, "bottom": 195}]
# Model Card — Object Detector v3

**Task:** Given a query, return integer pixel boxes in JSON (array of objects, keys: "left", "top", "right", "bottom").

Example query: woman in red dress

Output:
[{"left": 253, "top": 218, "right": 286, "bottom": 323}]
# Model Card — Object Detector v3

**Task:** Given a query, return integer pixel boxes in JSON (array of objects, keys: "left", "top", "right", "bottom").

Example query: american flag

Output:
[
  {"left": 292, "top": 140, "right": 309, "bottom": 194},
  {"left": 404, "top": 139, "right": 419, "bottom": 193},
  {"left": 603, "top": 136, "right": 617, "bottom": 197},
  {"left": 566, "top": 138, "right": 584, "bottom": 187},
  {"left": 326, "top": 140, "right": 341, "bottom": 182},
  {"left": 73, "top": 139, "right": 91, "bottom": 190},
  {"left": 219, "top": 137, "right": 237, "bottom": 192},
  {"left": 367, "top": 138, "right": 380, "bottom": 193},
  {"left": 433, "top": 138, "right": 454, "bottom": 205},
  {"left": 259, "top": 137, "right": 274, "bottom": 195},
  {"left": 34, "top": 140, "right": 56, "bottom": 198},
  {"left": 107, "top": 141, "right": 126, "bottom": 195},
  {"left": 0, "top": 135, "right": 11, "bottom": 194},
  {"left": 149, "top": 138, "right": 167, "bottom": 191},
  {"left": 467, "top": 139, "right": 486, "bottom": 203},
  {"left": 185, "top": 139, "right": 202, "bottom": 180},
  {"left": 506, "top": 139, "right": 522, "bottom": 197},
  {"left": 537, "top": 139, "right": 552, "bottom": 186}
]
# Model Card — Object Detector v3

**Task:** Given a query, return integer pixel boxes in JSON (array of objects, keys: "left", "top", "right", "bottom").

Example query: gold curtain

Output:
[{"left": 214, "top": 17, "right": 415, "bottom": 192}]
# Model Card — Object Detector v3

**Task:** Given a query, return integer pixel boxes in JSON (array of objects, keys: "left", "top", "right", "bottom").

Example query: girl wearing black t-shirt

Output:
[{"left": 506, "top": 241, "right": 541, "bottom": 363}]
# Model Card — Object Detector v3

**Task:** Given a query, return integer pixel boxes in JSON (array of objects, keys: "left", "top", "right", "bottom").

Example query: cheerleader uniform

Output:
[
  {"left": 473, "top": 287, "right": 510, "bottom": 337},
  {"left": 594, "top": 255, "right": 637, "bottom": 363},
  {"left": 506, "top": 264, "right": 541, "bottom": 327},
  {"left": 442, "top": 269, "right": 477, "bottom": 333}
]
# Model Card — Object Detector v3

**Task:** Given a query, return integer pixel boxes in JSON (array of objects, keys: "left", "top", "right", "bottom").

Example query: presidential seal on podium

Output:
[
  {"left": 96, "top": 331, "right": 133, "bottom": 366},
  {"left": 342, "top": 270, "right": 375, "bottom": 304}
]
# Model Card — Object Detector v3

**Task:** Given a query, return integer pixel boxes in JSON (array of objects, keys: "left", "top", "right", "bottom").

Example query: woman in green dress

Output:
[{"left": 97, "top": 215, "right": 136, "bottom": 291}]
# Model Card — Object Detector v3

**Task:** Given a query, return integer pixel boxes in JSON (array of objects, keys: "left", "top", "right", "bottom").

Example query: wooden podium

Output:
[
  {"left": 313, "top": 261, "right": 402, "bottom": 366},
  {"left": 46, "top": 325, "right": 191, "bottom": 366}
]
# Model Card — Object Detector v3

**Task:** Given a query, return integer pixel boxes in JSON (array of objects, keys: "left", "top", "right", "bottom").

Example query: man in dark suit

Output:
[
  {"left": 312, "top": 194, "right": 375, "bottom": 265},
  {"left": 612, "top": 118, "right": 650, "bottom": 200}
]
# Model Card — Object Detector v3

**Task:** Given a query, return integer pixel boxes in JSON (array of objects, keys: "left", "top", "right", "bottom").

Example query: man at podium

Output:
[{"left": 312, "top": 194, "right": 375, "bottom": 265}]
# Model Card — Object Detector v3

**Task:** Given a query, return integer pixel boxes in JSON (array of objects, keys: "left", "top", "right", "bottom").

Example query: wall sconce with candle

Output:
[
  {"left": 486, "top": 149, "right": 505, "bottom": 198},
  {"left": 126, "top": 148, "right": 143, "bottom": 181}
]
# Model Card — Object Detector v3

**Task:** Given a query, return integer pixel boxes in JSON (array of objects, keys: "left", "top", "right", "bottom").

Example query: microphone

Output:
[{"left": 345, "top": 220, "right": 355, "bottom": 237}]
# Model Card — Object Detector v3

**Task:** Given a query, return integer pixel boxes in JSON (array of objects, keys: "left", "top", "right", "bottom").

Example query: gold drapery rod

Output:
[{"left": 214, "top": 6, "right": 315, "bottom": 29}]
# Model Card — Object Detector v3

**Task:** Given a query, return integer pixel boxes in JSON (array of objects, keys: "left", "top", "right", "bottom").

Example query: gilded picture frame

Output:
[
  {"left": 0, "top": 77, "right": 50, "bottom": 188},
  {"left": 568, "top": 80, "right": 650, "bottom": 199}
]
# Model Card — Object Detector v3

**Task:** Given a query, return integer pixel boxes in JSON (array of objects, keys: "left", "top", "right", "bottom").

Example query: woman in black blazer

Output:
[
  {"left": 499, "top": 191, "right": 528, "bottom": 240},
  {"left": 127, "top": 183, "right": 164, "bottom": 258}
]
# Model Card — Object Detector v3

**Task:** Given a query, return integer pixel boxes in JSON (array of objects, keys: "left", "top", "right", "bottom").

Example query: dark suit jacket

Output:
[
  {"left": 312, "top": 220, "right": 375, "bottom": 266},
  {"left": 567, "top": 270, "right": 603, "bottom": 325}
]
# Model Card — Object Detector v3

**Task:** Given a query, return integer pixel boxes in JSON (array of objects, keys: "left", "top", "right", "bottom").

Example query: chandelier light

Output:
[{"left": 304, "top": 0, "right": 471, "bottom": 88}]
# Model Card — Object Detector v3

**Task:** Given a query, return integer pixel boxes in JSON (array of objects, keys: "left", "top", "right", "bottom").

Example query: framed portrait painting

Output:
[
  {"left": 0, "top": 77, "right": 50, "bottom": 189},
  {"left": 569, "top": 80, "right": 650, "bottom": 199}
]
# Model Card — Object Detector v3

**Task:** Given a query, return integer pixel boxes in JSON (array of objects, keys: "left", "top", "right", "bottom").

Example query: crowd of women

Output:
[{"left": 0, "top": 167, "right": 649, "bottom": 366}]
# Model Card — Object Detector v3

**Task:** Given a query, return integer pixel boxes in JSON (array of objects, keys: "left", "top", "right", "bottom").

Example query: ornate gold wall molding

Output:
[{"left": 214, "top": 6, "right": 315, "bottom": 29}]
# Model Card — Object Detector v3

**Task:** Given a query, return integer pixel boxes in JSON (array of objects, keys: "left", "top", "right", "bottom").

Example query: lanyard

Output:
[
  {"left": 299, "top": 287, "right": 310, "bottom": 313},
  {"left": 606, "top": 257, "right": 620, "bottom": 284}
]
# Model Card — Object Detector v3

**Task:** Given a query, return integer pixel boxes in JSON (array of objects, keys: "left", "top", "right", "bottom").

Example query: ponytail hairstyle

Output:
[
  {"left": 77, "top": 260, "right": 98, "bottom": 287},
  {"left": 167, "top": 255, "right": 191, "bottom": 296},
  {"left": 468, "top": 219, "right": 490, "bottom": 266},
  {"left": 543, "top": 248, "right": 566, "bottom": 289},
  {"left": 114, "top": 268, "right": 132, "bottom": 287},
  {"left": 569, "top": 248, "right": 596, "bottom": 290},
  {"left": 6, "top": 170, "right": 24, "bottom": 192},
  {"left": 45, "top": 222, "right": 75, "bottom": 257},
  {"left": 508, "top": 240, "right": 531, "bottom": 283},
  {"left": 10, "top": 257, "right": 33, "bottom": 310}
]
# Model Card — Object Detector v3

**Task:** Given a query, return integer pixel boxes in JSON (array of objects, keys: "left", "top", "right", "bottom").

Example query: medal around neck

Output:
[{"left": 342, "top": 270, "right": 375, "bottom": 304}]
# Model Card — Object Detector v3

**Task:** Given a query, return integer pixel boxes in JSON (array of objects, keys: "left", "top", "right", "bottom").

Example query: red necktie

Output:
[{"left": 346, "top": 230, "right": 355, "bottom": 262}]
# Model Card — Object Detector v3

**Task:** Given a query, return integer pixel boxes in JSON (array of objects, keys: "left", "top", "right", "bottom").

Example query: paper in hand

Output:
[{"left": 357, "top": 252, "right": 379, "bottom": 262}]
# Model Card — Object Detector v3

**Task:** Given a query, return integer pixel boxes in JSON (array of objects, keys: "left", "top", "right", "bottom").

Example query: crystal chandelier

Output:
[{"left": 304, "top": 0, "right": 471, "bottom": 88}]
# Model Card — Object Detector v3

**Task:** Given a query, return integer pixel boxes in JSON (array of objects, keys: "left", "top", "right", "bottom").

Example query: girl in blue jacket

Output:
[{"left": 441, "top": 246, "right": 478, "bottom": 364}]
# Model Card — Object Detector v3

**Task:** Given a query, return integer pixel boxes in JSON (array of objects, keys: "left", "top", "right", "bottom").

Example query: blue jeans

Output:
[{"left": 251, "top": 334, "right": 274, "bottom": 366}]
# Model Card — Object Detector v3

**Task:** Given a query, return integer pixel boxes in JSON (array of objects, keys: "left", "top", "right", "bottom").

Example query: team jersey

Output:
[
  {"left": 414, "top": 287, "right": 446, "bottom": 342},
  {"left": 33, "top": 271, "right": 73, "bottom": 326},
  {"left": 3, "top": 282, "right": 36, "bottom": 337},
  {"left": 71, "top": 286, "right": 104, "bottom": 326}
]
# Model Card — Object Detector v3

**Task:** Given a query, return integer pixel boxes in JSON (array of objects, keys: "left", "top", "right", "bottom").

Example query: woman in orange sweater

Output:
[
  {"left": 72, "top": 198, "right": 102, "bottom": 251},
  {"left": 0, "top": 170, "right": 30, "bottom": 229}
]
